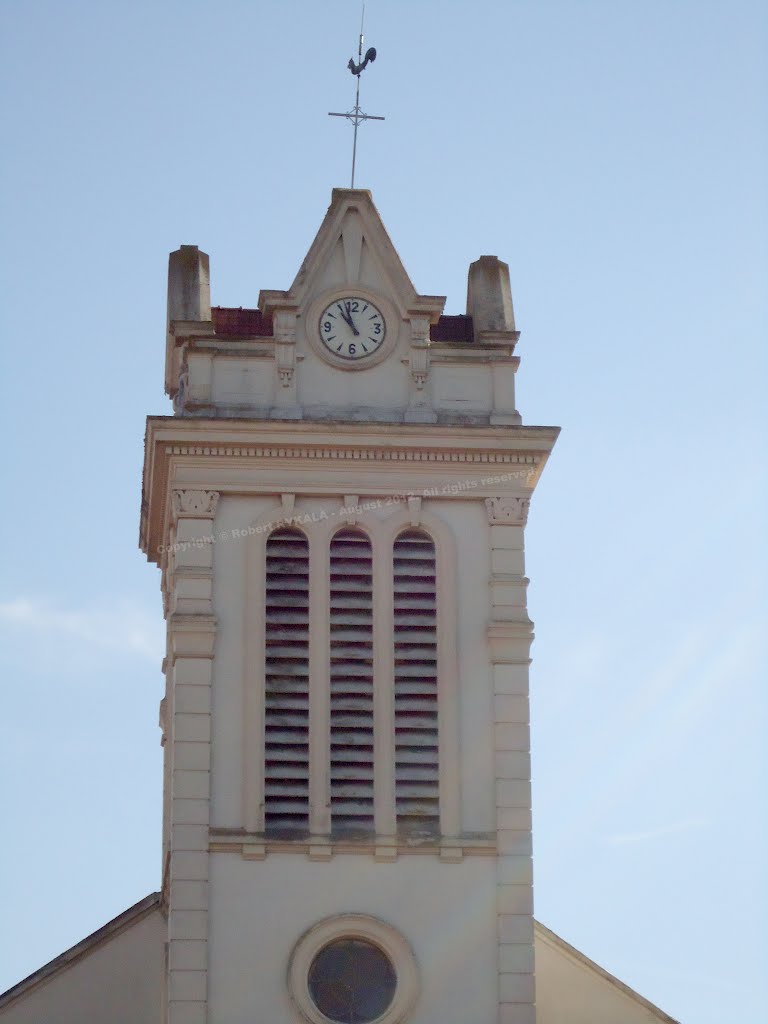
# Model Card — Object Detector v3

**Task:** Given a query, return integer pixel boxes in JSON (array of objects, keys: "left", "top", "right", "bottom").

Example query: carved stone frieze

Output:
[
  {"left": 172, "top": 489, "right": 220, "bottom": 519},
  {"left": 485, "top": 496, "right": 530, "bottom": 526}
]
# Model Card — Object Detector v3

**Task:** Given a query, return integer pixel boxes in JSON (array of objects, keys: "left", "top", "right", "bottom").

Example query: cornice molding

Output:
[{"left": 140, "top": 419, "right": 560, "bottom": 566}]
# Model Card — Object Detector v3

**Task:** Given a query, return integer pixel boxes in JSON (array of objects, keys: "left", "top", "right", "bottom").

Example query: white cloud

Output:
[
  {"left": 0, "top": 596, "right": 164, "bottom": 663},
  {"left": 606, "top": 818, "right": 710, "bottom": 845}
]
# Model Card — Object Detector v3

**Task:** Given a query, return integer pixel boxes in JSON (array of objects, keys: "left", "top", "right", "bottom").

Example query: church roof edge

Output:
[
  {"left": 0, "top": 903, "right": 678, "bottom": 1024},
  {"left": 0, "top": 892, "right": 162, "bottom": 1010},
  {"left": 535, "top": 920, "right": 680, "bottom": 1023}
]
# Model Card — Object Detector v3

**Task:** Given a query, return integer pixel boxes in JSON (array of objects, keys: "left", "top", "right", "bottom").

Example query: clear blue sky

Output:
[{"left": 1, "top": 2, "right": 766, "bottom": 1021}]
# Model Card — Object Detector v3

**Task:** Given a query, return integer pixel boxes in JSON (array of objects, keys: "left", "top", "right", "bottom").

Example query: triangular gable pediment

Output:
[
  {"left": 534, "top": 920, "right": 680, "bottom": 1023},
  {"left": 259, "top": 189, "right": 445, "bottom": 322},
  {"left": 0, "top": 893, "right": 163, "bottom": 1015}
]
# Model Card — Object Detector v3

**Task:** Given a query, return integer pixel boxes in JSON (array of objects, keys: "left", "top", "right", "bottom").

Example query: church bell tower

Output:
[{"left": 140, "top": 189, "right": 559, "bottom": 1024}]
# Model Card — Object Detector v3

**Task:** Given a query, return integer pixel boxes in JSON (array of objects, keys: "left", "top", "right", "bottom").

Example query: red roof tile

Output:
[
  {"left": 211, "top": 307, "right": 472, "bottom": 343},
  {"left": 430, "top": 315, "right": 474, "bottom": 343},
  {"left": 212, "top": 307, "right": 272, "bottom": 337}
]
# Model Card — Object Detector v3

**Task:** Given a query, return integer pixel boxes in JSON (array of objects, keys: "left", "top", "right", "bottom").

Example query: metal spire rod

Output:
[
  {"left": 328, "top": 1, "right": 385, "bottom": 188},
  {"left": 351, "top": 2, "right": 366, "bottom": 187}
]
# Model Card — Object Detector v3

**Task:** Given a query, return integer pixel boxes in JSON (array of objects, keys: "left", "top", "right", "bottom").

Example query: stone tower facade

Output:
[{"left": 140, "top": 189, "right": 559, "bottom": 1024}]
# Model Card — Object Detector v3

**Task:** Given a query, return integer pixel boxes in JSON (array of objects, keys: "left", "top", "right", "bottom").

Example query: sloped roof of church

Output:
[
  {"left": 0, "top": 894, "right": 678, "bottom": 1023},
  {"left": 535, "top": 920, "right": 680, "bottom": 1024},
  {"left": 0, "top": 892, "right": 161, "bottom": 1011}
]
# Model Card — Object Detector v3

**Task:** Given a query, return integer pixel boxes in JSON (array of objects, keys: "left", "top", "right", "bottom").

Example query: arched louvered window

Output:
[
  {"left": 264, "top": 527, "right": 310, "bottom": 836},
  {"left": 393, "top": 529, "right": 439, "bottom": 836},
  {"left": 329, "top": 528, "right": 375, "bottom": 836}
]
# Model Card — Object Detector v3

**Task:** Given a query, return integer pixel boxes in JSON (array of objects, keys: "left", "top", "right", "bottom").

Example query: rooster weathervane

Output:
[{"left": 328, "top": 2, "right": 385, "bottom": 188}]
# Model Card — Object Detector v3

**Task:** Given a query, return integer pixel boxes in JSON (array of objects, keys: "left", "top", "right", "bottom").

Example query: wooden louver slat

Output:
[
  {"left": 264, "top": 528, "right": 310, "bottom": 836},
  {"left": 329, "top": 528, "right": 374, "bottom": 836},
  {"left": 394, "top": 530, "right": 439, "bottom": 836}
]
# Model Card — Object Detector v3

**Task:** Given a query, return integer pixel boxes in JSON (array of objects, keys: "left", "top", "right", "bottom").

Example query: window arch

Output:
[
  {"left": 248, "top": 503, "right": 458, "bottom": 845},
  {"left": 264, "top": 527, "right": 310, "bottom": 836},
  {"left": 329, "top": 527, "right": 374, "bottom": 836},
  {"left": 393, "top": 529, "right": 439, "bottom": 836}
]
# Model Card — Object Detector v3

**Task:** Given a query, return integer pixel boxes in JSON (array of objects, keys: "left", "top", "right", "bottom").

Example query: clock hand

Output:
[
  {"left": 337, "top": 303, "right": 355, "bottom": 329},
  {"left": 342, "top": 302, "right": 360, "bottom": 336}
]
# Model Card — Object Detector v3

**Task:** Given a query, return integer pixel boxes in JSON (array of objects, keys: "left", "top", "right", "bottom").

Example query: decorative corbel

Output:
[
  {"left": 485, "top": 496, "right": 530, "bottom": 527},
  {"left": 159, "top": 697, "right": 168, "bottom": 747},
  {"left": 281, "top": 493, "right": 296, "bottom": 522},
  {"left": 171, "top": 489, "right": 220, "bottom": 520},
  {"left": 404, "top": 316, "right": 437, "bottom": 423},
  {"left": 274, "top": 310, "right": 297, "bottom": 388},
  {"left": 172, "top": 355, "right": 189, "bottom": 415},
  {"left": 409, "top": 316, "right": 430, "bottom": 390},
  {"left": 407, "top": 495, "right": 422, "bottom": 527},
  {"left": 342, "top": 495, "right": 360, "bottom": 525}
]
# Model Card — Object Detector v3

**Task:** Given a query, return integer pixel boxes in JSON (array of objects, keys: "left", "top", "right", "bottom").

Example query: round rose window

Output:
[{"left": 307, "top": 938, "right": 397, "bottom": 1023}]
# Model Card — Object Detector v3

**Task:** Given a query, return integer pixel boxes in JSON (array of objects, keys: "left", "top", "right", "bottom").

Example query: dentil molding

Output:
[{"left": 165, "top": 444, "right": 539, "bottom": 468}]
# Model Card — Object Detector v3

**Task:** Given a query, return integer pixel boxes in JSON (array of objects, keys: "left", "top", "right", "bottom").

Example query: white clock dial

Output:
[{"left": 318, "top": 297, "right": 386, "bottom": 362}]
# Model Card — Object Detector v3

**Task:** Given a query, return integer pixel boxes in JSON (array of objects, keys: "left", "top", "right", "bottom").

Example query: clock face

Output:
[{"left": 318, "top": 297, "right": 386, "bottom": 362}]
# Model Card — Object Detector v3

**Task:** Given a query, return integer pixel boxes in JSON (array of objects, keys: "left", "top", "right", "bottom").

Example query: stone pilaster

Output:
[
  {"left": 404, "top": 316, "right": 437, "bottom": 423},
  {"left": 166, "top": 489, "right": 218, "bottom": 1024},
  {"left": 486, "top": 495, "right": 536, "bottom": 1024},
  {"left": 271, "top": 309, "right": 302, "bottom": 419}
]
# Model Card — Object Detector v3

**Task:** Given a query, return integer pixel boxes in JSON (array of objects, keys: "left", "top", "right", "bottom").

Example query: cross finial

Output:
[{"left": 328, "top": 2, "right": 385, "bottom": 188}]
